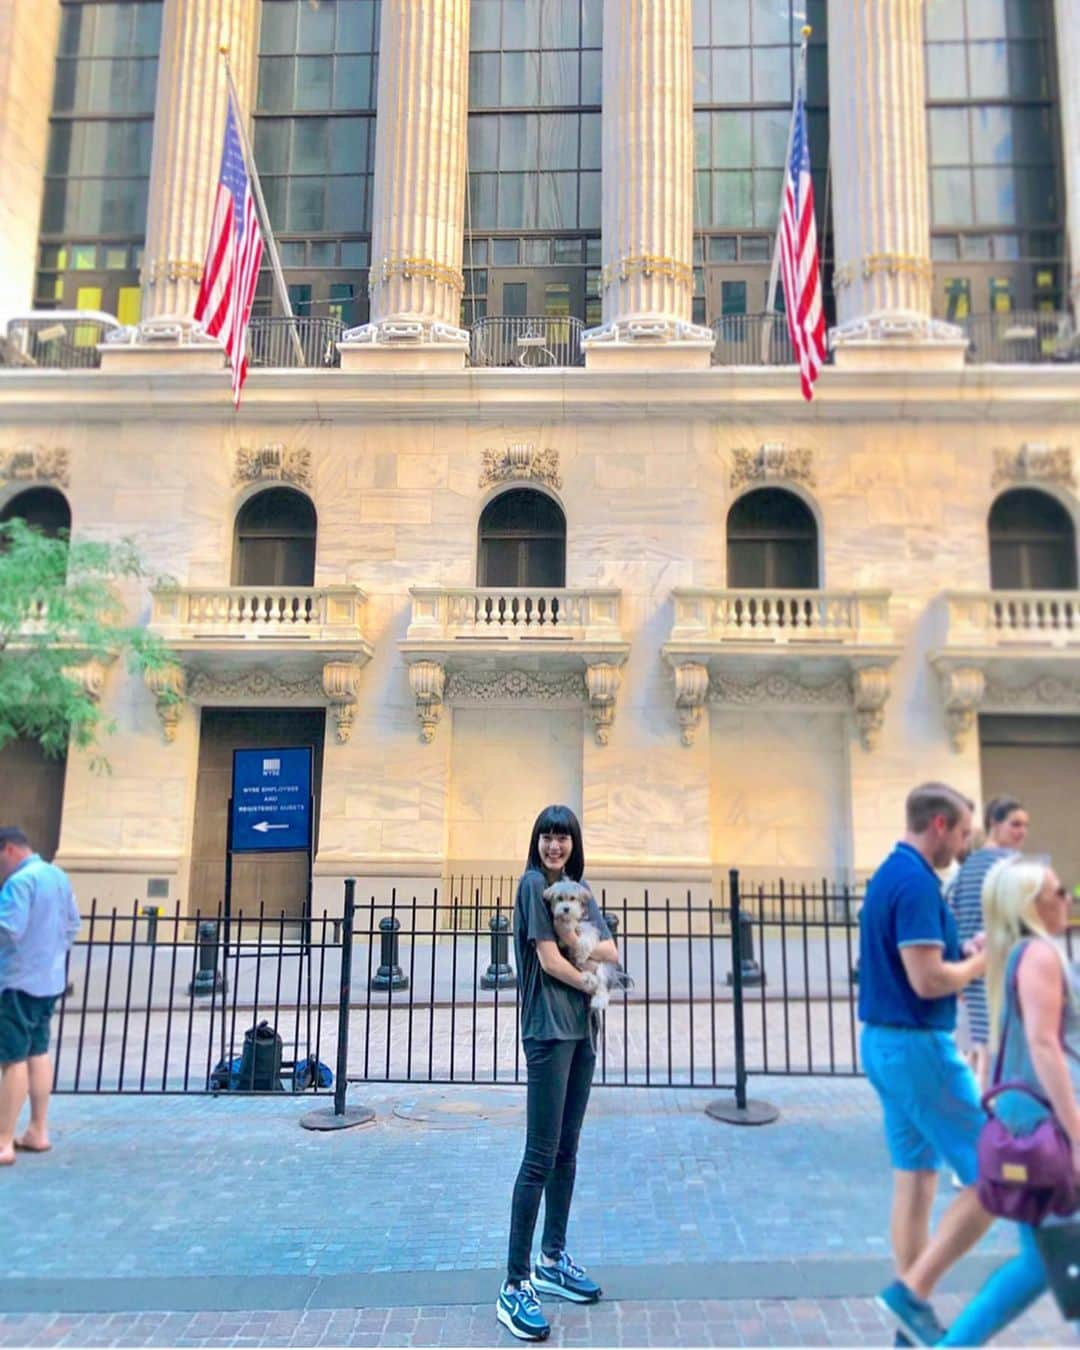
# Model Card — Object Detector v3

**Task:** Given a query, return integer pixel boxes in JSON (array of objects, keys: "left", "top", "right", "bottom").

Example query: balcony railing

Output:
[
  {"left": 669, "top": 588, "right": 894, "bottom": 646},
  {"left": 247, "top": 315, "right": 344, "bottom": 369},
  {"left": 941, "top": 590, "right": 1080, "bottom": 649},
  {"left": 0, "top": 311, "right": 123, "bottom": 369},
  {"left": 469, "top": 316, "right": 585, "bottom": 368},
  {"left": 711, "top": 314, "right": 796, "bottom": 366},
  {"left": 150, "top": 585, "right": 368, "bottom": 644},
  {"left": 959, "top": 310, "right": 1078, "bottom": 364},
  {"left": 406, "top": 587, "right": 622, "bottom": 642}
]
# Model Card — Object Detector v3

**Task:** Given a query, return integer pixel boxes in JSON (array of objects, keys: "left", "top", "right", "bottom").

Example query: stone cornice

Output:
[{"left": 3, "top": 366, "right": 1080, "bottom": 423}]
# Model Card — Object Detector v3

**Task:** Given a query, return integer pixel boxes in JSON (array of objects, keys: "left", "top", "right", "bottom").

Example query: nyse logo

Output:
[{"left": 263, "top": 758, "right": 281, "bottom": 777}]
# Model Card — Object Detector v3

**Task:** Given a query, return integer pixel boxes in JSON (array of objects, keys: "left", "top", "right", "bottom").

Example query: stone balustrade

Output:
[
  {"left": 669, "top": 588, "right": 894, "bottom": 646},
  {"left": 940, "top": 590, "right": 1080, "bottom": 649},
  {"left": 150, "top": 585, "right": 368, "bottom": 644},
  {"left": 406, "top": 587, "right": 623, "bottom": 643}
]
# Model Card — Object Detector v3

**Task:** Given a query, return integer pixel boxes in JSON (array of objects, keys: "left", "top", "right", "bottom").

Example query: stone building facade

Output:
[{"left": 2, "top": 0, "right": 1080, "bottom": 917}]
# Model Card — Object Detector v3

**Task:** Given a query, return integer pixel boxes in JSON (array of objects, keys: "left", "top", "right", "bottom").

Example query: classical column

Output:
[
  {"left": 584, "top": 0, "right": 712, "bottom": 369},
  {"left": 142, "top": 0, "right": 258, "bottom": 324},
  {"left": 339, "top": 0, "right": 470, "bottom": 370},
  {"left": 827, "top": 0, "right": 965, "bottom": 368},
  {"left": 1056, "top": 0, "right": 1080, "bottom": 311},
  {"left": 0, "top": 0, "right": 61, "bottom": 317}
]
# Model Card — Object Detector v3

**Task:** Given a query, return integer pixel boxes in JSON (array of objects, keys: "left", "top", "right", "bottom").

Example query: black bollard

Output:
[
  {"left": 189, "top": 918, "right": 226, "bottom": 996},
  {"left": 481, "top": 913, "right": 516, "bottom": 989},
  {"left": 143, "top": 904, "right": 160, "bottom": 945},
  {"left": 370, "top": 915, "right": 408, "bottom": 991},
  {"left": 726, "top": 909, "right": 764, "bottom": 987}
]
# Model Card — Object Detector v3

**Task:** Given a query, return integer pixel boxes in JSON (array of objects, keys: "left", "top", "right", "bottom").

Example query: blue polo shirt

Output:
[{"left": 858, "top": 842, "right": 961, "bottom": 1031}]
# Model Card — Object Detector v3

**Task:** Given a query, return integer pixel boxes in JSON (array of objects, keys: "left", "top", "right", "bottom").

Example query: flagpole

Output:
[
  {"left": 219, "top": 48, "right": 306, "bottom": 367},
  {"left": 761, "top": 25, "right": 813, "bottom": 362}
]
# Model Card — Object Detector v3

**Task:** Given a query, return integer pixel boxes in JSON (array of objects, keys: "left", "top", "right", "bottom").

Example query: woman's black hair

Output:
[
  {"left": 525, "top": 803, "right": 584, "bottom": 881},
  {"left": 984, "top": 794, "right": 1024, "bottom": 834}
]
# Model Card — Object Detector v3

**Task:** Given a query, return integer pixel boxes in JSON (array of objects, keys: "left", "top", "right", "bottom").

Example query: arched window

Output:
[
  {"left": 478, "top": 489, "right": 566, "bottom": 588},
  {"left": 727, "top": 488, "right": 819, "bottom": 588},
  {"left": 989, "top": 489, "right": 1077, "bottom": 590},
  {"left": 0, "top": 486, "right": 71, "bottom": 536},
  {"left": 233, "top": 488, "right": 316, "bottom": 587}
]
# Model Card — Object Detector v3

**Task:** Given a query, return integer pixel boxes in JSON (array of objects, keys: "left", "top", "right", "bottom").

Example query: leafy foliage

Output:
[{"left": 0, "top": 518, "right": 178, "bottom": 760}]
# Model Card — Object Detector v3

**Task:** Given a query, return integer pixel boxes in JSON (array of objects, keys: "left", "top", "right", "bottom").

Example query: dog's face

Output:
[{"left": 543, "top": 878, "right": 589, "bottom": 929}]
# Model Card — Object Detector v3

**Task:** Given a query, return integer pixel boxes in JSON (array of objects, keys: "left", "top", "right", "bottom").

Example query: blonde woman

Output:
[{"left": 941, "top": 858, "right": 1079, "bottom": 1346}]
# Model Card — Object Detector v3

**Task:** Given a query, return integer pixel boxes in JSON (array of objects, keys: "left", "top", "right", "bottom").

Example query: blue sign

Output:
[{"left": 231, "top": 747, "right": 312, "bottom": 854}]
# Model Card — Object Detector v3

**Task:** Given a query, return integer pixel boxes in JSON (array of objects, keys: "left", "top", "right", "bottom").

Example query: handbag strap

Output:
[{"left": 993, "top": 938, "right": 1079, "bottom": 1085}]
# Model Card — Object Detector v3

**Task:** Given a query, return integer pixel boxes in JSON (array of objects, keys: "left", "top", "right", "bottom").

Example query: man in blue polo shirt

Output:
[{"left": 860, "top": 783, "right": 992, "bottom": 1346}]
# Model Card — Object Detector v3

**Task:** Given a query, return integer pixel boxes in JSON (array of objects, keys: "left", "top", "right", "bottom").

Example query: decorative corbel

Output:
[
  {"left": 673, "top": 662, "right": 709, "bottom": 746},
  {"left": 144, "top": 663, "right": 186, "bottom": 743},
  {"left": 322, "top": 660, "right": 362, "bottom": 744},
  {"left": 66, "top": 657, "right": 111, "bottom": 703},
  {"left": 851, "top": 665, "right": 891, "bottom": 752},
  {"left": 939, "top": 665, "right": 986, "bottom": 753},
  {"left": 584, "top": 662, "right": 621, "bottom": 746},
  {"left": 408, "top": 660, "right": 446, "bottom": 743}
]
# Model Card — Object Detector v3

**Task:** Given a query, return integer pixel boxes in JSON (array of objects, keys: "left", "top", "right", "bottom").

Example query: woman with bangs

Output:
[
  {"left": 496, "top": 804, "right": 622, "bottom": 1343},
  {"left": 941, "top": 856, "right": 1080, "bottom": 1345}
]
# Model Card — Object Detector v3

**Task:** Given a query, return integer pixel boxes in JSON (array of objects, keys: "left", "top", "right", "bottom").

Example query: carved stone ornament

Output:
[
  {"left": 233, "top": 443, "right": 312, "bottom": 490},
  {"left": 479, "top": 442, "right": 562, "bottom": 491},
  {"left": 445, "top": 669, "right": 586, "bottom": 703},
  {"left": 185, "top": 668, "right": 325, "bottom": 703},
  {"left": 938, "top": 665, "right": 986, "bottom": 753},
  {"left": 708, "top": 672, "right": 851, "bottom": 707},
  {"left": 991, "top": 443, "right": 1075, "bottom": 491},
  {"left": 0, "top": 445, "right": 70, "bottom": 489},
  {"left": 584, "top": 662, "right": 621, "bottom": 746},
  {"left": 851, "top": 666, "right": 892, "bottom": 752},
  {"left": 982, "top": 674, "right": 1080, "bottom": 711},
  {"left": 408, "top": 660, "right": 446, "bottom": 743},
  {"left": 144, "top": 664, "right": 187, "bottom": 744},
  {"left": 673, "top": 662, "right": 709, "bottom": 746},
  {"left": 321, "top": 660, "right": 363, "bottom": 744},
  {"left": 730, "top": 443, "right": 815, "bottom": 492},
  {"left": 66, "top": 658, "right": 111, "bottom": 703}
]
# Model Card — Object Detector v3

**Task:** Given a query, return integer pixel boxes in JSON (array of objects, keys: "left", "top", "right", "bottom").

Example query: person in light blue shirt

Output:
[
  {"left": 860, "top": 784, "right": 995, "bottom": 1346},
  {"left": 0, "top": 826, "right": 80, "bottom": 1166}
]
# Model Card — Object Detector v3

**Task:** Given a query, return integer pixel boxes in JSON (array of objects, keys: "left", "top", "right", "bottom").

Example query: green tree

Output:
[{"left": 0, "top": 517, "right": 179, "bottom": 761}]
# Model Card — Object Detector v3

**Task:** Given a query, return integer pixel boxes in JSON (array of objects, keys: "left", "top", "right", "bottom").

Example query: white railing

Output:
[
  {"left": 407, "top": 587, "right": 623, "bottom": 642},
  {"left": 670, "top": 589, "right": 893, "bottom": 645},
  {"left": 150, "top": 586, "right": 367, "bottom": 642},
  {"left": 941, "top": 590, "right": 1080, "bottom": 649}
]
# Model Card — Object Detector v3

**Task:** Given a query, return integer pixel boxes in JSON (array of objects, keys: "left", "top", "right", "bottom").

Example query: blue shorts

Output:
[{"left": 861, "top": 1023, "right": 983, "bottom": 1183}]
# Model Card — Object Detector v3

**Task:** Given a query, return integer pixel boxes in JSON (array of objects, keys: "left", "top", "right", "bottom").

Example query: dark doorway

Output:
[
  {"left": 189, "top": 708, "right": 325, "bottom": 920},
  {"left": 1, "top": 487, "right": 72, "bottom": 536},
  {"left": 0, "top": 737, "right": 67, "bottom": 861},
  {"left": 989, "top": 489, "right": 1077, "bottom": 590},
  {"left": 727, "top": 488, "right": 819, "bottom": 588},
  {"left": 478, "top": 488, "right": 566, "bottom": 587},
  {"left": 233, "top": 488, "right": 317, "bottom": 587}
]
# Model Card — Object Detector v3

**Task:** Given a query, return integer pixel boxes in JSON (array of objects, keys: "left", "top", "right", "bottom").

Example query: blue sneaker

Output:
[
  {"left": 497, "top": 1280, "right": 550, "bottom": 1341},
  {"left": 876, "top": 1281, "right": 945, "bottom": 1347},
  {"left": 531, "top": 1251, "right": 602, "bottom": 1303}
]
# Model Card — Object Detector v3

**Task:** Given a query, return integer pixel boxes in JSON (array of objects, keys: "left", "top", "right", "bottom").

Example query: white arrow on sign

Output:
[{"left": 252, "top": 821, "right": 289, "bottom": 833}]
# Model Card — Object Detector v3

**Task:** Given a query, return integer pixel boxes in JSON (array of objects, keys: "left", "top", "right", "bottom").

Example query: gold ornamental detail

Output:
[
  {"left": 834, "top": 253, "right": 933, "bottom": 289},
  {"left": 143, "top": 259, "right": 204, "bottom": 285},
  {"left": 370, "top": 257, "right": 465, "bottom": 293},
  {"left": 600, "top": 254, "right": 694, "bottom": 291}
]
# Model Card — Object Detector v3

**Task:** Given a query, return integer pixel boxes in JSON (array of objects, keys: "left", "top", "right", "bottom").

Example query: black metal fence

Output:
[{"left": 51, "top": 873, "right": 1077, "bottom": 1098}]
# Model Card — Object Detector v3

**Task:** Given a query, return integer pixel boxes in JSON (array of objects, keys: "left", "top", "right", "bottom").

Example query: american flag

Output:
[
  {"left": 777, "top": 90, "right": 826, "bottom": 401},
  {"left": 194, "top": 95, "right": 264, "bottom": 407}
]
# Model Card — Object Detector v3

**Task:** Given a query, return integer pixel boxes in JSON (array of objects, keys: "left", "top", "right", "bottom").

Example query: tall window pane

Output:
[{"left": 36, "top": 0, "right": 161, "bottom": 318}]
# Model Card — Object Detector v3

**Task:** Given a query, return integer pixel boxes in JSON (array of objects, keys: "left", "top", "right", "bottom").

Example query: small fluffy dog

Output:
[{"left": 542, "top": 878, "right": 632, "bottom": 1011}]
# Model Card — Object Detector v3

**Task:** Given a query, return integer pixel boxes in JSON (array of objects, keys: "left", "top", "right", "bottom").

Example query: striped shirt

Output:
[{"left": 946, "top": 846, "right": 1014, "bottom": 1043}]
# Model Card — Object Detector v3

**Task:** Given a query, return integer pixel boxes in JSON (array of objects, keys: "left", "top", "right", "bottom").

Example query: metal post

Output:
[
  {"left": 189, "top": 919, "right": 226, "bottom": 996},
  {"left": 706, "top": 869, "right": 778, "bottom": 1127},
  {"left": 370, "top": 916, "right": 408, "bottom": 991},
  {"left": 301, "top": 879, "right": 375, "bottom": 1130},
  {"left": 480, "top": 913, "right": 516, "bottom": 990},
  {"left": 726, "top": 910, "right": 764, "bottom": 987},
  {"left": 143, "top": 904, "right": 160, "bottom": 946}
]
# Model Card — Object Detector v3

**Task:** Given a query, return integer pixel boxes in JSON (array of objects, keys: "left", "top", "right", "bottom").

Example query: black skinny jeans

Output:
[{"left": 506, "top": 1035, "right": 596, "bottom": 1285}]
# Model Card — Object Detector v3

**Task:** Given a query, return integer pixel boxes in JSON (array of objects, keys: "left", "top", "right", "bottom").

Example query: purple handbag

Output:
[{"left": 975, "top": 953, "right": 1079, "bottom": 1226}]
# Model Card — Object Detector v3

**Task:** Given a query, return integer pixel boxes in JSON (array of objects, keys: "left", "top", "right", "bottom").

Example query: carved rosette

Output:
[
  {"left": 321, "top": 661, "right": 362, "bottom": 744},
  {"left": 938, "top": 665, "right": 986, "bottom": 753},
  {"left": 730, "top": 443, "right": 815, "bottom": 492},
  {"left": 0, "top": 445, "right": 70, "bottom": 489},
  {"left": 144, "top": 663, "right": 186, "bottom": 743},
  {"left": 673, "top": 662, "right": 709, "bottom": 746},
  {"left": 479, "top": 443, "right": 562, "bottom": 491},
  {"left": 851, "top": 666, "right": 892, "bottom": 752},
  {"left": 991, "top": 444, "right": 1075, "bottom": 491},
  {"left": 584, "top": 662, "right": 621, "bottom": 746},
  {"left": 408, "top": 660, "right": 446, "bottom": 743},
  {"left": 233, "top": 444, "right": 312, "bottom": 490}
]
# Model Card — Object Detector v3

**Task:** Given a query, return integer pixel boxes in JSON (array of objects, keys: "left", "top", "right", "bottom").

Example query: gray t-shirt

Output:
[{"left": 514, "top": 868, "right": 611, "bottom": 1042}]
